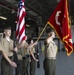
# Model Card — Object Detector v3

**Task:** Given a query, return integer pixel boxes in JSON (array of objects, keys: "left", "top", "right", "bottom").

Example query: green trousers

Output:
[
  {"left": 43, "top": 59, "right": 56, "bottom": 75},
  {"left": 1, "top": 57, "right": 14, "bottom": 75},
  {"left": 30, "top": 54, "right": 37, "bottom": 75},
  {"left": 22, "top": 56, "right": 30, "bottom": 75},
  {"left": 16, "top": 60, "right": 23, "bottom": 75}
]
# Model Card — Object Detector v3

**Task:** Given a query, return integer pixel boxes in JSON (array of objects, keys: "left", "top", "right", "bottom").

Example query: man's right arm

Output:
[
  {"left": 0, "top": 42, "right": 17, "bottom": 67},
  {"left": 1, "top": 51, "right": 17, "bottom": 67}
]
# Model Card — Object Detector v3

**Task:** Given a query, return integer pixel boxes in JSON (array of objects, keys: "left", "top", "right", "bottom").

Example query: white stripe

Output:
[
  {"left": 19, "top": 30, "right": 25, "bottom": 44},
  {"left": 16, "top": 9, "right": 24, "bottom": 40},
  {"left": 19, "top": 15, "right": 25, "bottom": 43},
  {"left": 20, "top": 7, "right": 25, "bottom": 17},
  {"left": 22, "top": 7, "right": 25, "bottom": 12},
  {"left": 19, "top": 18, "right": 24, "bottom": 31}
]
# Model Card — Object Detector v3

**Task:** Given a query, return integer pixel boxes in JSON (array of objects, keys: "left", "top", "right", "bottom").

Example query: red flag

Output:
[
  {"left": 16, "top": 0, "right": 27, "bottom": 44},
  {"left": 47, "top": 0, "right": 73, "bottom": 55}
]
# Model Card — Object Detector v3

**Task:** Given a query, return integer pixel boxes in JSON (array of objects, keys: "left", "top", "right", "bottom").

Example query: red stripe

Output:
[
  {"left": 19, "top": 11, "right": 26, "bottom": 27},
  {"left": 19, "top": 24, "right": 25, "bottom": 37}
]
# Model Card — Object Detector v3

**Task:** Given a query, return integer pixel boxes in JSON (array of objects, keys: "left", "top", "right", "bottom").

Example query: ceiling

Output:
[{"left": 0, "top": 0, "right": 74, "bottom": 31}]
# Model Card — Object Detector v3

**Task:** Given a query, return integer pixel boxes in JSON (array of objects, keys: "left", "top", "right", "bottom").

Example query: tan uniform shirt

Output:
[
  {"left": 0, "top": 38, "right": 14, "bottom": 57},
  {"left": 0, "top": 43, "right": 4, "bottom": 51},
  {"left": 17, "top": 48, "right": 23, "bottom": 60},
  {"left": 31, "top": 47, "right": 36, "bottom": 54},
  {"left": 22, "top": 47, "right": 30, "bottom": 57},
  {"left": 45, "top": 41, "right": 57, "bottom": 59},
  {"left": 17, "top": 42, "right": 30, "bottom": 60}
]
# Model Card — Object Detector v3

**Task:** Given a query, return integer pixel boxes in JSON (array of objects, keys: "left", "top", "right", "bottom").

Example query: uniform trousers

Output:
[
  {"left": 43, "top": 58, "right": 56, "bottom": 75},
  {"left": 30, "top": 54, "right": 37, "bottom": 75},
  {"left": 22, "top": 55, "right": 30, "bottom": 75},
  {"left": 15, "top": 60, "right": 23, "bottom": 75},
  {"left": 1, "top": 57, "right": 14, "bottom": 75}
]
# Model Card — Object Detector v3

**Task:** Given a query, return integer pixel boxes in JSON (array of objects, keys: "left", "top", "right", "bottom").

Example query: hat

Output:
[
  {"left": 46, "top": 28, "right": 54, "bottom": 33},
  {"left": 27, "top": 37, "right": 33, "bottom": 44},
  {"left": 4, "top": 27, "right": 11, "bottom": 30}
]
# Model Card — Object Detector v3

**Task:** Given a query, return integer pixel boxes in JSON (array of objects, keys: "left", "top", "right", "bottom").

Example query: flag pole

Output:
[
  {"left": 36, "top": 23, "right": 48, "bottom": 68},
  {"left": 36, "top": 23, "right": 48, "bottom": 42},
  {"left": 68, "top": 0, "right": 71, "bottom": 24}
]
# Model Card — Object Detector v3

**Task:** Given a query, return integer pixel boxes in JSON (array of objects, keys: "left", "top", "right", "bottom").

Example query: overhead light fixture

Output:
[
  {"left": 26, "top": 24, "right": 30, "bottom": 27},
  {"left": 57, "top": 0, "right": 60, "bottom": 2},
  {"left": 15, "top": 21, "right": 30, "bottom": 27},
  {"left": 11, "top": 9, "right": 15, "bottom": 14},
  {"left": 0, "top": 16, "right": 7, "bottom": 20}
]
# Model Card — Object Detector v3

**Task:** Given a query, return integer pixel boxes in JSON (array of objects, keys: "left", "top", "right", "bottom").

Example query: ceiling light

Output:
[
  {"left": 0, "top": 16, "right": 7, "bottom": 20},
  {"left": 26, "top": 24, "right": 30, "bottom": 27},
  {"left": 57, "top": 0, "right": 60, "bottom": 2},
  {"left": 11, "top": 9, "right": 15, "bottom": 14}
]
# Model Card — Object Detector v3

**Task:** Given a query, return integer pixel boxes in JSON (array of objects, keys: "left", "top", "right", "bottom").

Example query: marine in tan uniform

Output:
[
  {"left": 22, "top": 45, "right": 30, "bottom": 75},
  {"left": 16, "top": 48, "right": 23, "bottom": 75},
  {"left": 0, "top": 27, "right": 17, "bottom": 75},
  {"left": 16, "top": 36, "right": 37, "bottom": 75},
  {"left": 28, "top": 38, "right": 38, "bottom": 75},
  {"left": 16, "top": 37, "right": 37, "bottom": 75},
  {"left": 0, "top": 44, "right": 17, "bottom": 67},
  {"left": 43, "top": 28, "right": 57, "bottom": 75}
]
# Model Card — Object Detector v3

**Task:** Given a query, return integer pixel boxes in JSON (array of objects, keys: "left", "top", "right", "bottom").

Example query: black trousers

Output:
[
  {"left": 30, "top": 54, "right": 37, "bottom": 75},
  {"left": 1, "top": 57, "right": 14, "bottom": 75},
  {"left": 43, "top": 59, "right": 56, "bottom": 75}
]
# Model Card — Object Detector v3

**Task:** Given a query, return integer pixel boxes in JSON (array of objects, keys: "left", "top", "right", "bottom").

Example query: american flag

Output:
[{"left": 16, "top": 0, "right": 26, "bottom": 44}]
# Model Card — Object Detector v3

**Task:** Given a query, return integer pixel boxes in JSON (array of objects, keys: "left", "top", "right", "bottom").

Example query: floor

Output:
[
  {"left": 35, "top": 51, "right": 74, "bottom": 75},
  {"left": 0, "top": 51, "right": 74, "bottom": 75}
]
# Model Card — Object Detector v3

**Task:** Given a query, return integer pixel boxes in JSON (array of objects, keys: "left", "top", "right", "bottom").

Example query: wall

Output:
[{"left": 71, "top": 25, "right": 74, "bottom": 43}]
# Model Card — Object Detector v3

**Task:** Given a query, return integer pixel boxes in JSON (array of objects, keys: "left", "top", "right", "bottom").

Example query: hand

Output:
[
  {"left": 34, "top": 41, "right": 38, "bottom": 45},
  {"left": 25, "top": 36, "right": 27, "bottom": 41},
  {"left": 14, "top": 47, "right": 18, "bottom": 52},
  {"left": 34, "top": 58, "right": 39, "bottom": 62},
  {"left": 9, "top": 61, "right": 17, "bottom": 67}
]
